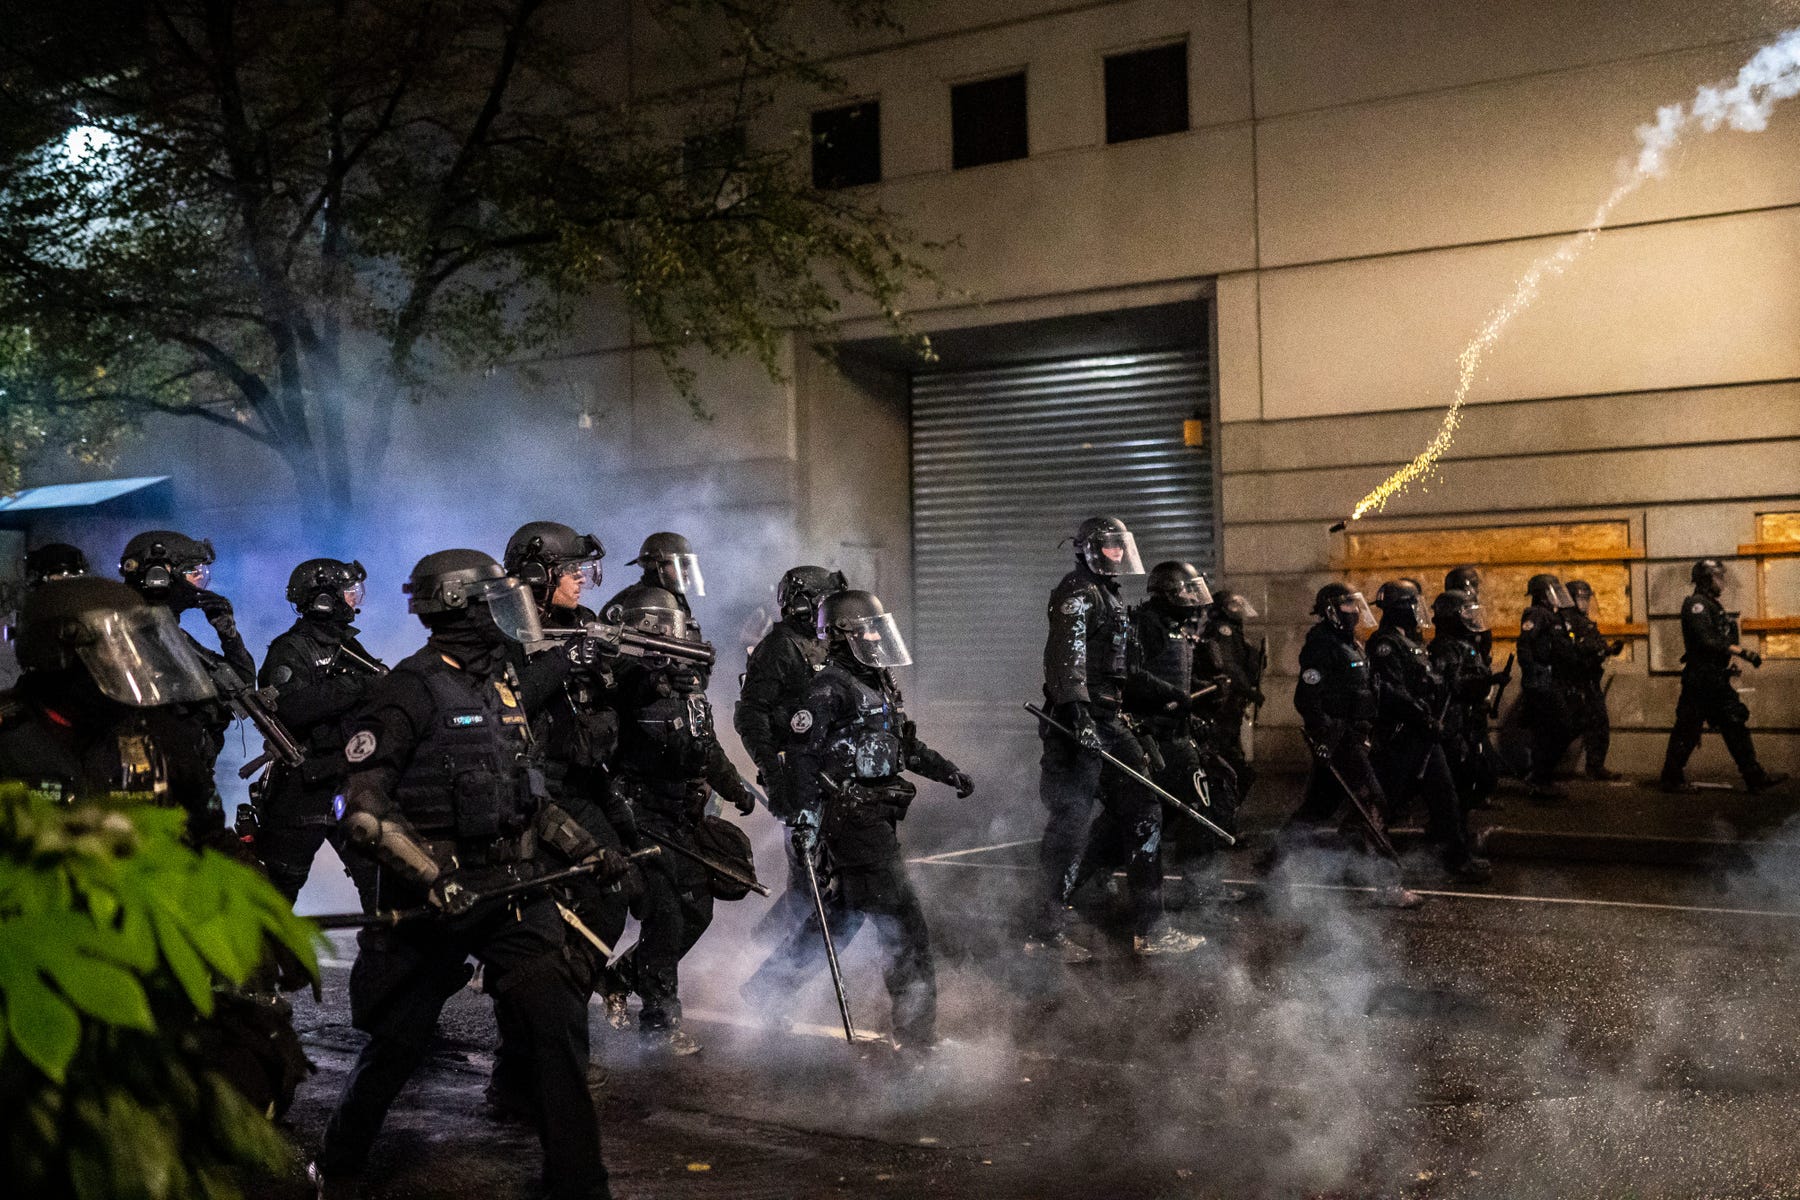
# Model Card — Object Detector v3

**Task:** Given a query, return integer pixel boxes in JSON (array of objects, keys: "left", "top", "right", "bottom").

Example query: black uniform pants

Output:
[
  {"left": 610, "top": 834, "right": 714, "bottom": 1029},
  {"left": 1662, "top": 673, "right": 1763, "bottom": 781},
  {"left": 1373, "top": 730, "right": 1472, "bottom": 863},
  {"left": 318, "top": 895, "right": 607, "bottom": 1199},
  {"left": 1279, "top": 729, "right": 1399, "bottom": 880},
  {"left": 1523, "top": 686, "right": 1582, "bottom": 788},
  {"left": 1445, "top": 712, "right": 1499, "bottom": 808},
  {"left": 743, "top": 858, "right": 937, "bottom": 1046},
  {"left": 259, "top": 819, "right": 380, "bottom": 912},
  {"left": 1215, "top": 702, "right": 1256, "bottom": 803},
  {"left": 1579, "top": 681, "right": 1612, "bottom": 773},
  {"left": 1144, "top": 726, "right": 1236, "bottom": 878},
  {"left": 1038, "top": 711, "right": 1164, "bottom": 935}
]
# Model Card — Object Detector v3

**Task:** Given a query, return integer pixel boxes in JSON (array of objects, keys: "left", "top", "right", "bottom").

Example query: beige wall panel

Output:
[
  {"left": 880, "top": 124, "right": 1257, "bottom": 306},
  {"left": 1257, "top": 42, "right": 1800, "bottom": 266},
  {"left": 1220, "top": 382, "right": 1800, "bottom": 474},
  {"left": 1259, "top": 208, "right": 1800, "bottom": 420},
  {"left": 1215, "top": 272, "right": 1262, "bottom": 422},
  {"left": 1645, "top": 502, "right": 1765, "bottom": 559},
  {"left": 1222, "top": 439, "right": 1800, "bottom": 525},
  {"left": 1250, "top": 0, "right": 1786, "bottom": 117},
  {"left": 1221, "top": 520, "right": 1334, "bottom": 575},
  {"left": 628, "top": 343, "right": 794, "bottom": 470},
  {"left": 1647, "top": 558, "right": 1757, "bottom": 615}
]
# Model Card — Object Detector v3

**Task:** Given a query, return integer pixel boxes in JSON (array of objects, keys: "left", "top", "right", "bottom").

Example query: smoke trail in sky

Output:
[{"left": 1345, "top": 26, "right": 1800, "bottom": 524}]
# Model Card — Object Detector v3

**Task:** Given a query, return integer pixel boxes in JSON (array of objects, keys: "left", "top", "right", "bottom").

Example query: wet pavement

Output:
[{"left": 262, "top": 773, "right": 1800, "bottom": 1199}]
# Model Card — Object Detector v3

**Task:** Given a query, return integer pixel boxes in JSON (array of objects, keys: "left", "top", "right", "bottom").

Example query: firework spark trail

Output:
[{"left": 1341, "top": 26, "right": 1800, "bottom": 527}]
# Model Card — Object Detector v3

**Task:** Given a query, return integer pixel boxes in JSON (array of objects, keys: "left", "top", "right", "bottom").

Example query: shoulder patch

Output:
[
  {"left": 345, "top": 730, "right": 378, "bottom": 762},
  {"left": 1061, "top": 596, "right": 1088, "bottom": 616},
  {"left": 1375, "top": 642, "right": 1392, "bottom": 656},
  {"left": 1300, "top": 668, "right": 1323, "bottom": 685},
  {"left": 1689, "top": 602, "right": 1704, "bottom": 614},
  {"left": 1521, "top": 618, "right": 1536, "bottom": 632},
  {"left": 790, "top": 709, "right": 814, "bottom": 734}
]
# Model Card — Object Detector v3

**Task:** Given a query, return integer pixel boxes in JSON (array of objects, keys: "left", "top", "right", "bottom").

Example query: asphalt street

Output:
[{"left": 260, "top": 776, "right": 1800, "bottom": 1200}]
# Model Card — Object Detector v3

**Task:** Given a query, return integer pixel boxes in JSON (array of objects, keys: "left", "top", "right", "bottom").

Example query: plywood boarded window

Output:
[
  {"left": 1740, "top": 512, "right": 1800, "bottom": 659},
  {"left": 1334, "top": 520, "right": 1643, "bottom": 646}
]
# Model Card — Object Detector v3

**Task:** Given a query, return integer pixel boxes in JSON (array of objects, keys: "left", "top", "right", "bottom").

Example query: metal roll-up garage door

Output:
[{"left": 910, "top": 344, "right": 1216, "bottom": 705}]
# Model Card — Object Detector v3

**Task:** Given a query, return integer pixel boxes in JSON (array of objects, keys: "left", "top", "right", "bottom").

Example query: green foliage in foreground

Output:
[{"left": 0, "top": 785, "right": 321, "bottom": 1199}]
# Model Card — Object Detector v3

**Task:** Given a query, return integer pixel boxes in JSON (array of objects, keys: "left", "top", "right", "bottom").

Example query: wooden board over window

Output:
[
  {"left": 1742, "top": 511, "right": 1800, "bottom": 658},
  {"left": 1335, "top": 520, "right": 1643, "bottom": 645}
]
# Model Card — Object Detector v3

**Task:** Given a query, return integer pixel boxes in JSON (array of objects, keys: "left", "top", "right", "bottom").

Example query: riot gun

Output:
[
  {"left": 1487, "top": 653, "right": 1515, "bottom": 719},
  {"left": 308, "top": 847, "right": 661, "bottom": 930},
  {"left": 536, "top": 621, "right": 717, "bottom": 669},
  {"left": 200, "top": 665, "right": 305, "bottom": 775}
]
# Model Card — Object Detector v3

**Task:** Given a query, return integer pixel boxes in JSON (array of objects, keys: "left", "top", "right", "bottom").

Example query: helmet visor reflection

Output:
[
  {"left": 1085, "top": 529, "right": 1145, "bottom": 577},
  {"left": 472, "top": 577, "right": 544, "bottom": 643},
  {"left": 1339, "top": 591, "right": 1377, "bottom": 630},
  {"left": 75, "top": 607, "right": 220, "bottom": 706},
  {"left": 843, "top": 612, "right": 912, "bottom": 668},
  {"left": 343, "top": 580, "right": 366, "bottom": 609},
  {"left": 665, "top": 553, "right": 705, "bottom": 597}
]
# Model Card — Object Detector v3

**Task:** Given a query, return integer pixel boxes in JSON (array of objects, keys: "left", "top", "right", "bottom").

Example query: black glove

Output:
[
  {"left": 791, "top": 808, "right": 820, "bottom": 852},
  {"left": 1310, "top": 719, "right": 1344, "bottom": 760},
  {"left": 427, "top": 874, "right": 475, "bottom": 916},
  {"left": 1056, "top": 701, "right": 1101, "bottom": 751},
  {"left": 1607, "top": 640, "right": 1626, "bottom": 658},
  {"left": 948, "top": 770, "right": 974, "bottom": 799},
  {"left": 565, "top": 636, "right": 602, "bottom": 668},
  {"left": 1741, "top": 648, "right": 1764, "bottom": 669},
  {"left": 193, "top": 589, "right": 239, "bottom": 637},
  {"left": 582, "top": 847, "right": 632, "bottom": 884},
  {"left": 731, "top": 781, "right": 757, "bottom": 816},
  {"left": 1249, "top": 688, "right": 1266, "bottom": 707}
]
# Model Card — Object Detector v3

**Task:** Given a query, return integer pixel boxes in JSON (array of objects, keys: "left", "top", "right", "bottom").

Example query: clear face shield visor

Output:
[
  {"left": 1536, "top": 580, "right": 1574, "bottom": 610},
  {"left": 1336, "top": 591, "right": 1377, "bottom": 629},
  {"left": 1083, "top": 529, "right": 1145, "bottom": 577},
  {"left": 1222, "top": 594, "right": 1258, "bottom": 621},
  {"left": 624, "top": 605, "right": 689, "bottom": 641},
  {"left": 839, "top": 612, "right": 912, "bottom": 668},
  {"left": 1568, "top": 588, "right": 1594, "bottom": 616},
  {"left": 182, "top": 562, "right": 212, "bottom": 590},
  {"left": 655, "top": 553, "right": 705, "bottom": 597},
  {"left": 342, "top": 579, "right": 366, "bottom": 609},
  {"left": 1170, "top": 575, "right": 1213, "bottom": 608},
  {"left": 75, "top": 607, "right": 220, "bottom": 706},
  {"left": 1458, "top": 599, "right": 1488, "bottom": 632},
  {"left": 469, "top": 576, "right": 544, "bottom": 643}
]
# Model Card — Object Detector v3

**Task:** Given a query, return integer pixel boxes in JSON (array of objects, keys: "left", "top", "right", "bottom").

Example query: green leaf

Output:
[
  {"left": 4, "top": 974, "right": 81, "bottom": 1082},
  {"left": 145, "top": 902, "right": 213, "bottom": 1017},
  {"left": 42, "top": 951, "right": 155, "bottom": 1032},
  {"left": 185, "top": 915, "right": 246, "bottom": 984}
]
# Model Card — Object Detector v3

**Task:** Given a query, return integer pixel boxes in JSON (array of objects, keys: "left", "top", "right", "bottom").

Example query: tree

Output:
[
  {"left": 0, "top": 0, "right": 938, "bottom": 506},
  {"left": 0, "top": 784, "right": 320, "bottom": 1198}
]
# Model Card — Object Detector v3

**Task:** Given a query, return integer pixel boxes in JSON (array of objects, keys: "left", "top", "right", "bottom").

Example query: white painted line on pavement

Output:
[
  {"left": 905, "top": 849, "right": 1800, "bottom": 920},
  {"left": 910, "top": 838, "right": 1040, "bottom": 864}
]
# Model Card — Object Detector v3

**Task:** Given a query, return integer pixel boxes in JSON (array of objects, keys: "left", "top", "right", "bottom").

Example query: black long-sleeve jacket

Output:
[
  {"left": 1678, "top": 591, "right": 1739, "bottom": 679},
  {"left": 1293, "top": 619, "right": 1377, "bottom": 732},
  {"left": 1043, "top": 560, "right": 1129, "bottom": 710},
  {"left": 734, "top": 614, "right": 824, "bottom": 778}
]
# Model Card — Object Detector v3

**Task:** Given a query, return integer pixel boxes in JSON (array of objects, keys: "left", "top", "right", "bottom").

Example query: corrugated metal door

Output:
[{"left": 910, "top": 345, "right": 1216, "bottom": 704}]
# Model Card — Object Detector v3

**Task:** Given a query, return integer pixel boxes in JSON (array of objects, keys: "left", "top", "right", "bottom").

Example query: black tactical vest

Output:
[
  {"left": 617, "top": 664, "right": 716, "bottom": 780},
  {"left": 392, "top": 664, "right": 536, "bottom": 840},
  {"left": 826, "top": 671, "right": 905, "bottom": 781}
]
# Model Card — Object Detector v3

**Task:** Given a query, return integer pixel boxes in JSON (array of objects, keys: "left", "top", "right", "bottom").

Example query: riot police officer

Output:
[
  {"left": 600, "top": 583, "right": 757, "bottom": 1055},
  {"left": 254, "top": 559, "right": 386, "bottom": 908},
  {"left": 1034, "top": 516, "right": 1202, "bottom": 959},
  {"left": 1198, "top": 585, "right": 1264, "bottom": 808},
  {"left": 1658, "top": 559, "right": 1788, "bottom": 793},
  {"left": 1564, "top": 580, "right": 1625, "bottom": 781},
  {"left": 24, "top": 542, "right": 89, "bottom": 585},
  {"left": 312, "top": 550, "right": 624, "bottom": 1200},
  {"left": 1368, "top": 582, "right": 1488, "bottom": 881},
  {"left": 613, "top": 531, "right": 705, "bottom": 624},
  {"left": 119, "top": 529, "right": 254, "bottom": 685},
  {"left": 1429, "top": 588, "right": 1507, "bottom": 811},
  {"left": 745, "top": 590, "right": 970, "bottom": 1052},
  {"left": 1517, "top": 574, "right": 1586, "bottom": 799},
  {"left": 735, "top": 565, "right": 846, "bottom": 935},
  {"left": 1121, "top": 562, "right": 1232, "bottom": 908},
  {"left": 0, "top": 577, "right": 219, "bottom": 819},
  {"left": 1283, "top": 583, "right": 1420, "bottom": 907}
]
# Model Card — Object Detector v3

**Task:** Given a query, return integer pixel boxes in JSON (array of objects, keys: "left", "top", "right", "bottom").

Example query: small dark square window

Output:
[
  {"left": 1104, "top": 41, "right": 1189, "bottom": 144},
  {"left": 951, "top": 72, "right": 1028, "bottom": 169},
  {"left": 812, "top": 101, "right": 881, "bottom": 189}
]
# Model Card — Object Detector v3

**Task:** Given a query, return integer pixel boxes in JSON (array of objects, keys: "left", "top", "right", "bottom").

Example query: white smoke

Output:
[{"left": 1634, "top": 27, "right": 1800, "bottom": 178}]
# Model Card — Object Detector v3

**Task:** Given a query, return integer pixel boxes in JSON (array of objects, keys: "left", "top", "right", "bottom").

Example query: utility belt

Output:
[
  {"left": 829, "top": 775, "right": 917, "bottom": 813},
  {"left": 420, "top": 826, "right": 537, "bottom": 870}
]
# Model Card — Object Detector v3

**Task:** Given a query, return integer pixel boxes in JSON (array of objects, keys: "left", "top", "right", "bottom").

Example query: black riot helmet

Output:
[
  {"left": 1375, "top": 579, "right": 1431, "bottom": 631},
  {"left": 25, "top": 543, "right": 89, "bottom": 585},
  {"left": 120, "top": 530, "right": 216, "bottom": 596},
  {"left": 606, "top": 582, "right": 690, "bottom": 642},
  {"left": 15, "top": 577, "right": 217, "bottom": 705},
  {"left": 1146, "top": 561, "right": 1212, "bottom": 611},
  {"left": 818, "top": 589, "right": 912, "bottom": 669},
  {"left": 1313, "top": 582, "right": 1376, "bottom": 633},
  {"left": 1071, "top": 516, "right": 1144, "bottom": 577},
  {"left": 405, "top": 549, "right": 541, "bottom": 641},
  {"left": 1444, "top": 564, "right": 1481, "bottom": 597},
  {"left": 777, "top": 565, "right": 848, "bottom": 621},
  {"left": 1432, "top": 587, "right": 1487, "bottom": 636},
  {"left": 1691, "top": 558, "right": 1727, "bottom": 597},
  {"left": 286, "top": 558, "right": 367, "bottom": 621},
  {"left": 1566, "top": 579, "right": 1595, "bottom": 616},
  {"left": 1209, "top": 587, "right": 1258, "bottom": 625},
  {"left": 505, "top": 521, "right": 605, "bottom": 605},
  {"left": 633, "top": 532, "right": 703, "bottom": 596},
  {"left": 1526, "top": 573, "right": 1574, "bottom": 610}
]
